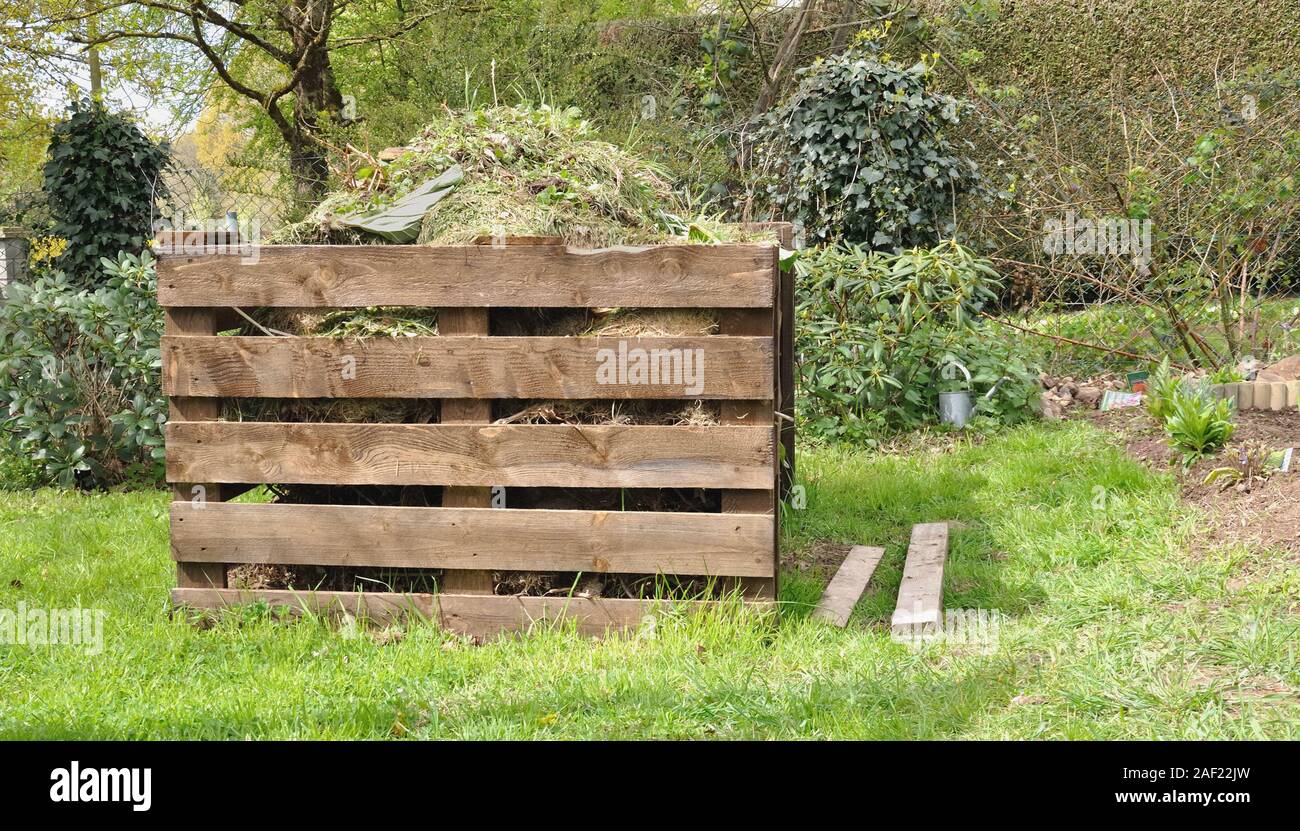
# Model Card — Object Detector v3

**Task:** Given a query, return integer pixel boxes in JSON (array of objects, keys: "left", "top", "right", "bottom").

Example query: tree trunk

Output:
[
  {"left": 281, "top": 0, "right": 345, "bottom": 205},
  {"left": 752, "top": 0, "right": 818, "bottom": 117}
]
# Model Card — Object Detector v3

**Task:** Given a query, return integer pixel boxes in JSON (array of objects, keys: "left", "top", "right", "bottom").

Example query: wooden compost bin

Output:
[{"left": 160, "top": 243, "right": 789, "bottom": 638}]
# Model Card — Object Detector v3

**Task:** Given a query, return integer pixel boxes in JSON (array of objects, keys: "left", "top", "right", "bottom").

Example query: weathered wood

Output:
[
  {"left": 437, "top": 307, "right": 496, "bottom": 594},
  {"left": 170, "top": 502, "right": 775, "bottom": 576},
  {"left": 719, "top": 248, "right": 778, "bottom": 599},
  {"left": 890, "top": 523, "right": 950, "bottom": 635},
  {"left": 171, "top": 588, "right": 775, "bottom": 637},
  {"left": 165, "top": 308, "right": 227, "bottom": 589},
  {"left": 166, "top": 422, "right": 775, "bottom": 489},
  {"left": 161, "top": 335, "right": 774, "bottom": 399},
  {"left": 157, "top": 244, "right": 777, "bottom": 308},
  {"left": 740, "top": 222, "right": 796, "bottom": 499},
  {"left": 778, "top": 260, "right": 796, "bottom": 499},
  {"left": 810, "top": 545, "right": 886, "bottom": 627}
]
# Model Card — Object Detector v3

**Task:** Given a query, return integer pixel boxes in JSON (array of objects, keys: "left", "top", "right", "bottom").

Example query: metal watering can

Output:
[{"left": 937, "top": 361, "right": 1009, "bottom": 429}]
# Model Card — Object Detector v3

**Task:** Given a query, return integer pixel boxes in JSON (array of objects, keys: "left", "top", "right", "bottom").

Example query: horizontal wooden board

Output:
[
  {"left": 891, "top": 522, "right": 950, "bottom": 634},
  {"left": 166, "top": 421, "right": 775, "bottom": 489},
  {"left": 171, "top": 588, "right": 775, "bottom": 637},
  {"left": 162, "top": 335, "right": 773, "bottom": 399},
  {"left": 157, "top": 244, "right": 776, "bottom": 308},
  {"left": 171, "top": 502, "right": 775, "bottom": 577},
  {"left": 811, "top": 545, "right": 886, "bottom": 627}
]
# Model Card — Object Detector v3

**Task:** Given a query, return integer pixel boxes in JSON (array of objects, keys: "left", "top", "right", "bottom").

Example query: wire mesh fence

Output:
[
  {"left": 154, "top": 162, "right": 296, "bottom": 244},
  {"left": 947, "top": 70, "right": 1300, "bottom": 379}
]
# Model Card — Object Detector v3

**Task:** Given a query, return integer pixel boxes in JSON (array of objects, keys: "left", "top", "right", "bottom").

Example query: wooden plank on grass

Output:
[
  {"left": 890, "top": 523, "right": 949, "bottom": 635},
  {"left": 171, "top": 502, "right": 776, "bottom": 576},
  {"left": 165, "top": 422, "right": 775, "bottom": 489},
  {"left": 170, "top": 588, "right": 776, "bottom": 637},
  {"left": 161, "top": 335, "right": 774, "bottom": 399},
  {"left": 810, "top": 545, "right": 886, "bottom": 627},
  {"left": 157, "top": 244, "right": 777, "bottom": 308}
]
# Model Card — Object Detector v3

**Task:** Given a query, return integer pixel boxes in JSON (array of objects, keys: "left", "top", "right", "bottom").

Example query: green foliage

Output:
[
  {"left": 42, "top": 100, "right": 171, "bottom": 287},
  {"left": 0, "top": 445, "right": 41, "bottom": 489},
  {"left": 794, "top": 240, "right": 1039, "bottom": 440},
  {"left": 762, "top": 43, "right": 981, "bottom": 248},
  {"left": 1144, "top": 357, "right": 1182, "bottom": 422},
  {"left": 0, "top": 251, "right": 165, "bottom": 488},
  {"left": 1162, "top": 385, "right": 1235, "bottom": 466}
]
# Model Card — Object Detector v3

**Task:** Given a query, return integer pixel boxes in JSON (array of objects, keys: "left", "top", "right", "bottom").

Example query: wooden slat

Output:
[
  {"left": 171, "top": 588, "right": 775, "bottom": 637},
  {"left": 890, "top": 523, "right": 950, "bottom": 635},
  {"left": 778, "top": 260, "right": 796, "bottom": 498},
  {"left": 165, "top": 308, "right": 227, "bottom": 589},
  {"left": 161, "top": 335, "right": 774, "bottom": 399},
  {"left": 165, "top": 422, "right": 774, "bottom": 489},
  {"left": 170, "top": 502, "right": 775, "bottom": 576},
  {"left": 157, "top": 244, "right": 777, "bottom": 308},
  {"left": 810, "top": 545, "right": 886, "bottom": 627},
  {"left": 719, "top": 246, "right": 778, "bottom": 599},
  {"left": 741, "top": 221, "right": 796, "bottom": 499},
  {"left": 437, "top": 307, "right": 496, "bottom": 594}
]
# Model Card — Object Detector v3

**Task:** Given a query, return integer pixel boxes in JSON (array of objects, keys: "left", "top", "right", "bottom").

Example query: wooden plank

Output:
[
  {"left": 810, "top": 545, "right": 886, "bottom": 627},
  {"left": 437, "top": 307, "right": 496, "bottom": 594},
  {"left": 157, "top": 244, "right": 777, "bottom": 308},
  {"left": 170, "top": 502, "right": 775, "bottom": 577},
  {"left": 166, "top": 422, "right": 775, "bottom": 489},
  {"left": 890, "top": 523, "right": 950, "bottom": 635},
  {"left": 161, "top": 335, "right": 774, "bottom": 400},
  {"left": 171, "top": 588, "right": 775, "bottom": 638},
  {"left": 165, "top": 308, "right": 227, "bottom": 589},
  {"left": 778, "top": 260, "right": 796, "bottom": 499},
  {"left": 719, "top": 245, "right": 779, "bottom": 599},
  {"left": 740, "top": 222, "right": 796, "bottom": 499}
]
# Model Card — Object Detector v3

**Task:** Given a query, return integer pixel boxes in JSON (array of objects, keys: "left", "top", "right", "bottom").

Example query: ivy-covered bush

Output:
[
  {"left": 762, "top": 39, "right": 981, "bottom": 249},
  {"left": 794, "top": 240, "right": 1040, "bottom": 442},
  {"left": 0, "top": 251, "right": 165, "bottom": 488},
  {"left": 43, "top": 100, "right": 170, "bottom": 287}
]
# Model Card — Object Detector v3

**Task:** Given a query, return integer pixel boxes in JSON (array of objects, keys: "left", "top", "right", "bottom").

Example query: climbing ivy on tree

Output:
[
  {"left": 762, "top": 43, "right": 981, "bottom": 249},
  {"left": 42, "top": 100, "right": 170, "bottom": 286}
]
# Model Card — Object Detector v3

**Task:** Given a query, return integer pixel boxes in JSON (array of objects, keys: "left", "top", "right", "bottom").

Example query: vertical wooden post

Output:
[
  {"left": 719, "top": 245, "right": 779, "bottom": 599},
  {"left": 741, "top": 222, "right": 796, "bottom": 500},
  {"left": 437, "top": 308, "right": 495, "bottom": 594},
  {"left": 166, "top": 307, "right": 227, "bottom": 588}
]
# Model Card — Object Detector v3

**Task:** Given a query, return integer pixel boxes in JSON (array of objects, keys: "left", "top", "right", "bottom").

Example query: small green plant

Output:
[
  {"left": 1144, "top": 357, "right": 1183, "bottom": 422},
  {"left": 1164, "top": 386, "right": 1235, "bottom": 466},
  {"left": 1207, "top": 365, "right": 1245, "bottom": 384}
]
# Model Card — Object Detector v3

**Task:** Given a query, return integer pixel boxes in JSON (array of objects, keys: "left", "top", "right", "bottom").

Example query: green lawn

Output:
[{"left": 0, "top": 420, "right": 1295, "bottom": 739}]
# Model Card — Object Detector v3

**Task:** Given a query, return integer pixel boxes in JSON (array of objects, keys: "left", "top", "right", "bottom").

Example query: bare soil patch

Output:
[{"left": 1079, "top": 407, "right": 1300, "bottom": 555}]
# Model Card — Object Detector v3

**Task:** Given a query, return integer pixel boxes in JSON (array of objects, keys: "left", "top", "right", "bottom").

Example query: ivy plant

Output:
[
  {"left": 762, "top": 41, "right": 981, "bottom": 249},
  {"left": 42, "top": 99, "right": 171, "bottom": 287}
]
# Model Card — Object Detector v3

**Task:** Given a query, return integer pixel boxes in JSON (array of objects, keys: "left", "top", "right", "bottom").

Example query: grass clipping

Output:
[
  {"left": 278, "top": 104, "right": 759, "bottom": 247},
  {"left": 262, "top": 103, "right": 769, "bottom": 349}
]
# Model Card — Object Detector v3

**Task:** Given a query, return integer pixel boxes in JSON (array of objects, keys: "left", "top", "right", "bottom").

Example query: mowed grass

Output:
[{"left": 0, "top": 420, "right": 1295, "bottom": 739}]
